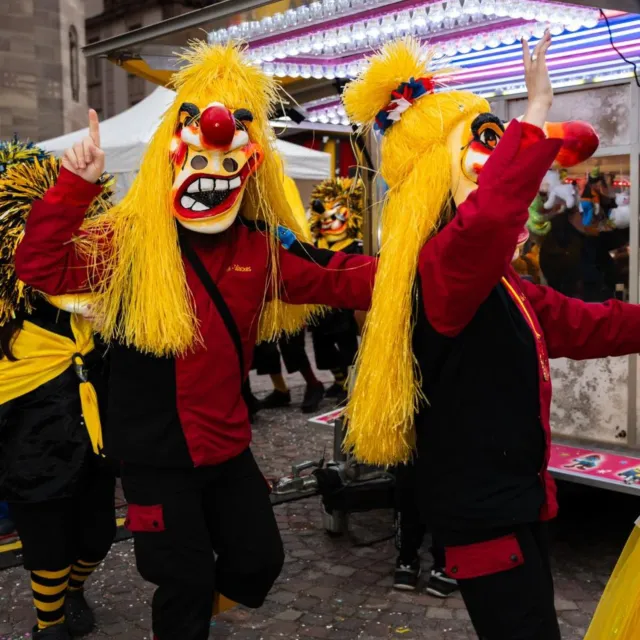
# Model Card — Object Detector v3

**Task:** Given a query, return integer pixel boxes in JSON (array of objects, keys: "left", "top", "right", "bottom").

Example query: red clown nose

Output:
[{"left": 200, "top": 103, "right": 236, "bottom": 148}]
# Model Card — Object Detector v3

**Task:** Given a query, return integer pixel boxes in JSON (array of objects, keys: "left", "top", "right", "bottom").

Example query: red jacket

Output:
[
  {"left": 415, "top": 121, "right": 640, "bottom": 546},
  {"left": 15, "top": 169, "right": 376, "bottom": 468}
]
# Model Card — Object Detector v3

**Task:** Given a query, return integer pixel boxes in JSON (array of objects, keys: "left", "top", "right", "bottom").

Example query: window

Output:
[
  {"left": 69, "top": 26, "right": 80, "bottom": 102},
  {"left": 87, "top": 36, "right": 101, "bottom": 86}
]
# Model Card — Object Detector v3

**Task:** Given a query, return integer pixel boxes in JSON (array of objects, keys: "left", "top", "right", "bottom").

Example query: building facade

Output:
[
  {"left": 85, "top": 1, "right": 215, "bottom": 120},
  {"left": 0, "top": 0, "right": 88, "bottom": 141}
]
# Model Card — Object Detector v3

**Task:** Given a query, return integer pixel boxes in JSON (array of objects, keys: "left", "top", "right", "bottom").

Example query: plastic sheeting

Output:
[{"left": 584, "top": 517, "right": 640, "bottom": 639}]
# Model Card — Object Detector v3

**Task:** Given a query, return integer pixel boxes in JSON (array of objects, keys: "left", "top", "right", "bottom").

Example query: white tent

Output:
[{"left": 39, "top": 86, "right": 331, "bottom": 200}]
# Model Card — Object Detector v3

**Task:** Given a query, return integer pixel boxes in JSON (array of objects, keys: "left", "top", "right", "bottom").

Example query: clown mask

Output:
[
  {"left": 311, "top": 197, "right": 350, "bottom": 243},
  {"left": 170, "top": 102, "right": 264, "bottom": 234},
  {"left": 448, "top": 111, "right": 599, "bottom": 247},
  {"left": 309, "top": 178, "right": 364, "bottom": 248}
]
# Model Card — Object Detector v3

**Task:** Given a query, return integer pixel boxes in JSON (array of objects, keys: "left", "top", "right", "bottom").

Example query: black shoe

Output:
[
  {"left": 301, "top": 383, "right": 324, "bottom": 414},
  {"left": 64, "top": 590, "right": 95, "bottom": 636},
  {"left": 32, "top": 624, "right": 71, "bottom": 639},
  {"left": 325, "top": 382, "right": 344, "bottom": 398},
  {"left": 425, "top": 568, "right": 459, "bottom": 598},
  {"left": 261, "top": 389, "right": 291, "bottom": 409},
  {"left": 393, "top": 557, "right": 421, "bottom": 591},
  {"left": 244, "top": 391, "right": 261, "bottom": 416}
]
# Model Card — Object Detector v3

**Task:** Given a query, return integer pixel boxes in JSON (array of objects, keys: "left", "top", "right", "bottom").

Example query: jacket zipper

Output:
[{"left": 501, "top": 277, "right": 549, "bottom": 382}]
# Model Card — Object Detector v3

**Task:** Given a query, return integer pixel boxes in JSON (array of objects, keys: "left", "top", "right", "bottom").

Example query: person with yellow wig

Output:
[
  {"left": 0, "top": 140, "right": 115, "bottom": 640},
  {"left": 14, "top": 42, "right": 376, "bottom": 640},
  {"left": 343, "top": 33, "right": 640, "bottom": 639}
]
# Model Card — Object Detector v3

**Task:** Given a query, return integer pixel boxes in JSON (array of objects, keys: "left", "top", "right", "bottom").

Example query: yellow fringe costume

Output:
[
  {"left": 342, "top": 38, "right": 488, "bottom": 465},
  {"left": 0, "top": 149, "right": 113, "bottom": 325},
  {"left": 585, "top": 517, "right": 640, "bottom": 639},
  {"left": 80, "top": 43, "right": 318, "bottom": 357},
  {"left": 0, "top": 145, "right": 114, "bottom": 454}
]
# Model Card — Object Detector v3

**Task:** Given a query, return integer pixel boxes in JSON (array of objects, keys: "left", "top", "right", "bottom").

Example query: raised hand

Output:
[
  {"left": 522, "top": 31, "right": 553, "bottom": 129},
  {"left": 61, "top": 109, "right": 105, "bottom": 184}
]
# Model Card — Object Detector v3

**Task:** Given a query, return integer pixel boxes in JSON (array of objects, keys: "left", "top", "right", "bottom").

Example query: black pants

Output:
[
  {"left": 9, "top": 456, "right": 116, "bottom": 571},
  {"left": 121, "top": 448, "right": 284, "bottom": 640},
  {"left": 311, "top": 328, "right": 358, "bottom": 372},
  {"left": 393, "top": 463, "right": 445, "bottom": 568},
  {"left": 449, "top": 522, "right": 560, "bottom": 640},
  {"left": 253, "top": 330, "right": 310, "bottom": 376}
]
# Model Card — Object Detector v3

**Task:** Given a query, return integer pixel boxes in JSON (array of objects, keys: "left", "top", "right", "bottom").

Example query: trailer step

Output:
[
  {"left": 308, "top": 411, "right": 640, "bottom": 496},
  {"left": 550, "top": 443, "right": 640, "bottom": 495}
]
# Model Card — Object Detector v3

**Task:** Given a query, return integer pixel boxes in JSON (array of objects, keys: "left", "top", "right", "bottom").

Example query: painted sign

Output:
[{"left": 550, "top": 443, "right": 640, "bottom": 491}]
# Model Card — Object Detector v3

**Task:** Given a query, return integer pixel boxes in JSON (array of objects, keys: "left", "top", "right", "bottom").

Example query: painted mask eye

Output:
[
  {"left": 477, "top": 124, "right": 502, "bottom": 150},
  {"left": 470, "top": 114, "right": 505, "bottom": 152}
]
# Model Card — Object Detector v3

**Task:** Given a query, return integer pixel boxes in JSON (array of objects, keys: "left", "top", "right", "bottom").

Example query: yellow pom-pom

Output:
[{"left": 343, "top": 38, "right": 432, "bottom": 129}]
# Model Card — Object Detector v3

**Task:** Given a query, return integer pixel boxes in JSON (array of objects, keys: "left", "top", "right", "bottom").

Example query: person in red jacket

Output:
[
  {"left": 343, "top": 34, "right": 640, "bottom": 639},
  {"left": 15, "top": 43, "right": 375, "bottom": 640}
]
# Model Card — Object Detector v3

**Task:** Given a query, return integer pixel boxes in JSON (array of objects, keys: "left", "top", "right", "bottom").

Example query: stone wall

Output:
[{"left": 0, "top": 0, "right": 87, "bottom": 142}]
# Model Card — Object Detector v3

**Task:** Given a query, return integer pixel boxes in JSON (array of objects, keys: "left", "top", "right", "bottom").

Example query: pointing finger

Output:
[{"left": 88, "top": 109, "right": 101, "bottom": 147}]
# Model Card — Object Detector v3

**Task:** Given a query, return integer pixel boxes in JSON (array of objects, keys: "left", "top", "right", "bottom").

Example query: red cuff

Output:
[
  {"left": 519, "top": 122, "right": 546, "bottom": 150},
  {"left": 445, "top": 534, "right": 524, "bottom": 579},
  {"left": 44, "top": 166, "right": 103, "bottom": 207},
  {"left": 124, "top": 504, "right": 166, "bottom": 532}
]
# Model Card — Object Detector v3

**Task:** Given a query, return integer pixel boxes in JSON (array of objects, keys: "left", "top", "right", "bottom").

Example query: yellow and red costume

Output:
[
  {"left": 15, "top": 43, "right": 376, "bottom": 640},
  {"left": 342, "top": 38, "right": 638, "bottom": 640}
]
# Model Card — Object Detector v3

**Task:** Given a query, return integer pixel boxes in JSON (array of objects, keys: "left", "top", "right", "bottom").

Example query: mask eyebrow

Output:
[
  {"left": 178, "top": 102, "right": 200, "bottom": 128},
  {"left": 470, "top": 113, "right": 505, "bottom": 138},
  {"left": 234, "top": 108, "right": 254, "bottom": 131}
]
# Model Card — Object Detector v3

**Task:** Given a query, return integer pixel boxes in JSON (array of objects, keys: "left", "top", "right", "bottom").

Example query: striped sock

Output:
[
  {"left": 68, "top": 559, "right": 102, "bottom": 592},
  {"left": 31, "top": 567, "right": 70, "bottom": 629}
]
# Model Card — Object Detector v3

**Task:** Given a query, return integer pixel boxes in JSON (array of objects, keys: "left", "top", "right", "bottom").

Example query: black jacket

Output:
[
  {"left": 0, "top": 301, "right": 108, "bottom": 502},
  {"left": 412, "top": 276, "right": 546, "bottom": 541}
]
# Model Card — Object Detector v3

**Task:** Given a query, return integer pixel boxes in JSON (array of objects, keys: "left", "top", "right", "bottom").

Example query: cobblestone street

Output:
[{"left": 1, "top": 368, "right": 638, "bottom": 640}]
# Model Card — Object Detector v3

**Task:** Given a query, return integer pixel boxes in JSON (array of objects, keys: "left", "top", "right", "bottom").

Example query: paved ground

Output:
[{"left": 1, "top": 362, "right": 639, "bottom": 639}]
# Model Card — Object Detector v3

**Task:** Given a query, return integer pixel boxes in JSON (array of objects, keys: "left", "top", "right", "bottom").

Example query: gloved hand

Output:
[{"left": 277, "top": 226, "right": 297, "bottom": 250}]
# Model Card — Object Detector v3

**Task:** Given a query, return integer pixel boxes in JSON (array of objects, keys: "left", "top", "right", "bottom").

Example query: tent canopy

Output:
[{"left": 39, "top": 86, "right": 331, "bottom": 182}]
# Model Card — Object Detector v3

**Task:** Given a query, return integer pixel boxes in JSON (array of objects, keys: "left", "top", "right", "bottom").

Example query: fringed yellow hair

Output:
[
  {"left": 342, "top": 38, "right": 489, "bottom": 465},
  {"left": 82, "top": 42, "right": 317, "bottom": 356},
  {"left": 309, "top": 177, "right": 364, "bottom": 242},
  {"left": 0, "top": 152, "right": 113, "bottom": 325}
]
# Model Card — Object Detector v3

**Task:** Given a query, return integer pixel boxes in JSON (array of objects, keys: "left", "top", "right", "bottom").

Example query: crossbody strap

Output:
[{"left": 178, "top": 233, "right": 245, "bottom": 388}]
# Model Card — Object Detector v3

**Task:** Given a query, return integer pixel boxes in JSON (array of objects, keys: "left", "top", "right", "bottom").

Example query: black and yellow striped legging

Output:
[
  {"left": 31, "top": 568, "right": 69, "bottom": 629},
  {"left": 31, "top": 560, "right": 102, "bottom": 629}
]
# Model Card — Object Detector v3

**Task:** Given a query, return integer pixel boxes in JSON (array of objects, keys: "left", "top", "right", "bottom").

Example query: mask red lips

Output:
[{"left": 173, "top": 146, "right": 262, "bottom": 220}]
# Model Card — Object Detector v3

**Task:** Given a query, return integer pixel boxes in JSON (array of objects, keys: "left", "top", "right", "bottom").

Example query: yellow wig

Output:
[
  {"left": 83, "top": 42, "right": 316, "bottom": 356},
  {"left": 342, "top": 38, "right": 488, "bottom": 465}
]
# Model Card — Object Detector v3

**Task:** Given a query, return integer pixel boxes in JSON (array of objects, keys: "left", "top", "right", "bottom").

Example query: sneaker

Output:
[
  {"left": 32, "top": 625, "right": 71, "bottom": 639},
  {"left": 64, "top": 590, "right": 95, "bottom": 636},
  {"left": 325, "top": 382, "right": 344, "bottom": 398},
  {"left": 425, "top": 568, "right": 459, "bottom": 598},
  {"left": 261, "top": 389, "right": 291, "bottom": 409},
  {"left": 393, "top": 557, "right": 421, "bottom": 591},
  {"left": 301, "top": 383, "right": 324, "bottom": 414}
]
